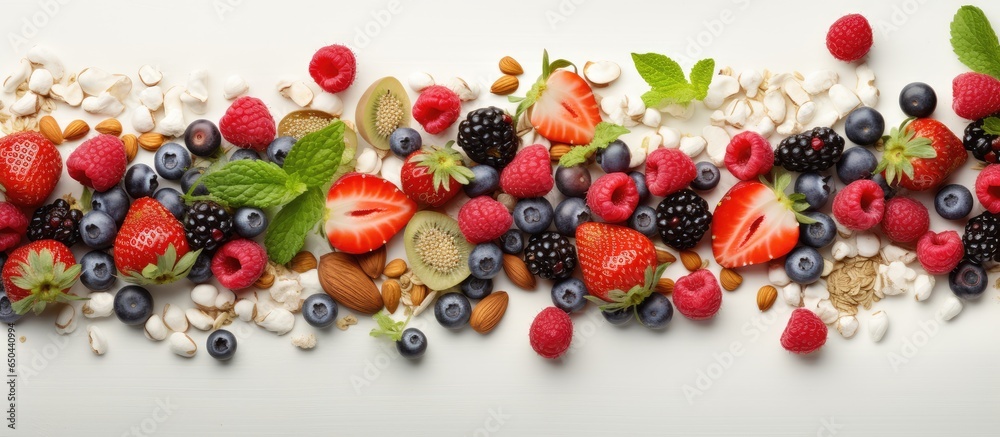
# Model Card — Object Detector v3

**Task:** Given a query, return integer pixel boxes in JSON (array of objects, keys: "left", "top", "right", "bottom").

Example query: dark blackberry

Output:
[
  {"left": 963, "top": 212, "right": 1000, "bottom": 264},
  {"left": 184, "top": 201, "right": 233, "bottom": 252},
  {"left": 655, "top": 189, "right": 712, "bottom": 250},
  {"left": 774, "top": 127, "right": 845, "bottom": 172},
  {"left": 523, "top": 232, "right": 577, "bottom": 280},
  {"left": 27, "top": 199, "right": 83, "bottom": 246},
  {"left": 963, "top": 114, "right": 1000, "bottom": 163},
  {"left": 456, "top": 106, "right": 520, "bottom": 169}
]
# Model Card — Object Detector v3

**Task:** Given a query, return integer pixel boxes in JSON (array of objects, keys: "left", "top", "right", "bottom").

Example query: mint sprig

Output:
[
  {"left": 558, "top": 122, "right": 629, "bottom": 167},
  {"left": 200, "top": 160, "right": 306, "bottom": 208},
  {"left": 631, "top": 53, "right": 715, "bottom": 108},
  {"left": 283, "top": 121, "right": 347, "bottom": 188},
  {"left": 951, "top": 5, "right": 1000, "bottom": 80},
  {"left": 983, "top": 116, "right": 1000, "bottom": 135},
  {"left": 263, "top": 187, "right": 325, "bottom": 264}
]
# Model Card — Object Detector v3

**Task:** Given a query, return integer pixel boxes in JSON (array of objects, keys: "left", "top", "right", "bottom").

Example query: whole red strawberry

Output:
[
  {"left": 952, "top": 72, "right": 1000, "bottom": 120},
  {"left": 400, "top": 142, "right": 474, "bottom": 207},
  {"left": 781, "top": 308, "right": 828, "bottom": 354},
  {"left": 826, "top": 14, "right": 872, "bottom": 62},
  {"left": 575, "top": 222, "right": 656, "bottom": 301},
  {"left": 3, "top": 239, "right": 81, "bottom": 315},
  {"left": 500, "top": 145, "right": 554, "bottom": 198},
  {"left": 672, "top": 269, "right": 722, "bottom": 320},
  {"left": 0, "top": 131, "right": 62, "bottom": 208},
  {"left": 67, "top": 134, "right": 127, "bottom": 192},
  {"left": 219, "top": 96, "right": 276, "bottom": 151},
  {"left": 458, "top": 196, "right": 512, "bottom": 244},
  {"left": 529, "top": 306, "right": 573, "bottom": 359},
  {"left": 876, "top": 118, "right": 966, "bottom": 191},
  {"left": 114, "top": 198, "right": 200, "bottom": 284}
]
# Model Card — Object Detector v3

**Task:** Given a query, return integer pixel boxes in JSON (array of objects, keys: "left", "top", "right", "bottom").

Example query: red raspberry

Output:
[
  {"left": 412, "top": 85, "right": 461, "bottom": 135},
  {"left": 917, "top": 230, "right": 964, "bottom": 275},
  {"left": 975, "top": 164, "right": 1000, "bottom": 213},
  {"left": 780, "top": 308, "right": 827, "bottom": 354},
  {"left": 219, "top": 96, "right": 276, "bottom": 151},
  {"left": 309, "top": 44, "right": 356, "bottom": 94},
  {"left": 832, "top": 179, "right": 884, "bottom": 231},
  {"left": 499, "top": 145, "right": 553, "bottom": 198},
  {"left": 880, "top": 197, "right": 929, "bottom": 243},
  {"left": 0, "top": 202, "right": 27, "bottom": 252},
  {"left": 826, "top": 14, "right": 872, "bottom": 62},
  {"left": 529, "top": 306, "right": 572, "bottom": 359},
  {"left": 458, "top": 196, "right": 512, "bottom": 244},
  {"left": 586, "top": 173, "right": 639, "bottom": 223},
  {"left": 724, "top": 131, "right": 774, "bottom": 181},
  {"left": 952, "top": 72, "right": 1000, "bottom": 120},
  {"left": 644, "top": 148, "right": 696, "bottom": 196},
  {"left": 211, "top": 239, "right": 267, "bottom": 290},
  {"left": 66, "top": 134, "right": 127, "bottom": 192},
  {"left": 671, "top": 269, "right": 722, "bottom": 320}
]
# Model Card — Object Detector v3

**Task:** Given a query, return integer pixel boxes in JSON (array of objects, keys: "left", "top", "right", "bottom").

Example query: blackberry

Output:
[
  {"left": 27, "top": 199, "right": 83, "bottom": 246},
  {"left": 774, "top": 127, "right": 845, "bottom": 172},
  {"left": 963, "top": 114, "right": 1000, "bottom": 163},
  {"left": 184, "top": 201, "right": 233, "bottom": 252},
  {"left": 456, "top": 106, "right": 520, "bottom": 169},
  {"left": 523, "top": 232, "right": 577, "bottom": 280},
  {"left": 655, "top": 189, "right": 712, "bottom": 250},
  {"left": 963, "top": 212, "right": 1000, "bottom": 264}
]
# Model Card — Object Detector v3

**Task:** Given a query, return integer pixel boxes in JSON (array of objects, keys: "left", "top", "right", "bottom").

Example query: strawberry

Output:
[
  {"left": 400, "top": 142, "right": 474, "bottom": 208},
  {"left": 113, "top": 198, "right": 200, "bottom": 285},
  {"left": 325, "top": 173, "right": 417, "bottom": 254},
  {"left": 875, "top": 118, "right": 966, "bottom": 191},
  {"left": 575, "top": 222, "right": 657, "bottom": 302},
  {"left": 3, "top": 240, "right": 82, "bottom": 315},
  {"left": 512, "top": 51, "right": 600, "bottom": 145},
  {"left": 711, "top": 172, "right": 813, "bottom": 269},
  {"left": 0, "top": 131, "right": 63, "bottom": 208}
]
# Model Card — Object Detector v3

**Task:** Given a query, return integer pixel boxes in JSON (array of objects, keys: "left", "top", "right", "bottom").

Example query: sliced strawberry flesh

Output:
[
  {"left": 325, "top": 173, "right": 417, "bottom": 254},
  {"left": 712, "top": 181, "right": 799, "bottom": 269},
  {"left": 530, "top": 70, "right": 600, "bottom": 145}
]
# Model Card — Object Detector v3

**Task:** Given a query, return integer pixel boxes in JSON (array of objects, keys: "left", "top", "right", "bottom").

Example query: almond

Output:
[
  {"left": 757, "top": 285, "right": 778, "bottom": 311},
  {"left": 410, "top": 284, "right": 428, "bottom": 307},
  {"left": 39, "top": 116, "right": 63, "bottom": 145},
  {"left": 655, "top": 278, "right": 675, "bottom": 295},
  {"left": 656, "top": 249, "right": 677, "bottom": 265},
  {"left": 62, "top": 120, "right": 89, "bottom": 141},
  {"left": 490, "top": 75, "right": 519, "bottom": 96},
  {"left": 498, "top": 56, "right": 523, "bottom": 76},
  {"left": 354, "top": 246, "right": 386, "bottom": 279},
  {"left": 95, "top": 118, "right": 123, "bottom": 136},
  {"left": 138, "top": 132, "right": 165, "bottom": 152},
  {"left": 254, "top": 269, "right": 274, "bottom": 289},
  {"left": 470, "top": 291, "right": 509, "bottom": 334},
  {"left": 381, "top": 279, "right": 401, "bottom": 314},
  {"left": 288, "top": 251, "right": 317, "bottom": 273},
  {"left": 720, "top": 268, "right": 743, "bottom": 291},
  {"left": 503, "top": 254, "right": 535, "bottom": 290},
  {"left": 383, "top": 258, "right": 407, "bottom": 278},
  {"left": 549, "top": 144, "right": 571, "bottom": 162},
  {"left": 121, "top": 134, "right": 138, "bottom": 162},
  {"left": 318, "top": 252, "right": 383, "bottom": 314},
  {"left": 680, "top": 250, "right": 702, "bottom": 272}
]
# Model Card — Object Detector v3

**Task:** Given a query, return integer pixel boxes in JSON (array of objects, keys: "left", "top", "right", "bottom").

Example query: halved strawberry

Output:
[
  {"left": 512, "top": 51, "right": 600, "bottom": 145},
  {"left": 711, "top": 172, "right": 813, "bottom": 269},
  {"left": 325, "top": 173, "right": 417, "bottom": 254}
]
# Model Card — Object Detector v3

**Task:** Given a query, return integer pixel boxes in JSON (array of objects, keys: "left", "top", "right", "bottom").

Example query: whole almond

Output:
[
  {"left": 549, "top": 144, "right": 571, "bottom": 162},
  {"left": 95, "top": 118, "right": 123, "bottom": 136},
  {"left": 502, "top": 254, "right": 535, "bottom": 290},
  {"left": 254, "top": 269, "right": 275, "bottom": 289},
  {"left": 381, "top": 279, "right": 401, "bottom": 314},
  {"left": 680, "top": 250, "right": 702, "bottom": 272},
  {"left": 383, "top": 259, "right": 407, "bottom": 278},
  {"left": 656, "top": 249, "right": 677, "bottom": 265},
  {"left": 121, "top": 134, "right": 138, "bottom": 162},
  {"left": 490, "top": 75, "right": 519, "bottom": 96},
  {"left": 288, "top": 251, "right": 317, "bottom": 273},
  {"left": 410, "top": 284, "right": 428, "bottom": 307},
  {"left": 498, "top": 56, "right": 523, "bottom": 75},
  {"left": 62, "top": 120, "right": 90, "bottom": 141},
  {"left": 757, "top": 285, "right": 778, "bottom": 311},
  {"left": 138, "top": 132, "right": 165, "bottom": 151},
  {"left": 39, "top": 116, "right": 63, "bottom": 145},
  {"left": 720, "top": 268, "right": 743, "bottom": 291},
  {"left": 655, "top": 278, "right": 675, "bottom": 295},
  {"left": 318, "top": 252, "right": 383, "bottom": 314},
  {"left": 470, "top": 291, "right": 509, "bottom": 334},
  {"left": 354, "top": 246, "right": 386, "bottom": 279}
]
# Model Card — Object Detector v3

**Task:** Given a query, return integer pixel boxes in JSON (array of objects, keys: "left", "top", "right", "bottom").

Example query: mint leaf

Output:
[
  {"left": 641, "top": 84, "right": 697, "bottom": 108},
  {"left": 632, "top": 53, "right": 716, "bottom": 107},
  {"left": 283, "top": 120, "right": 347, "bottom": 188},
  {"left": 263, "top": 187, "right": 324, "bottom": 264},
  {"left": 632, "top": 53, "right": 686, "bottom": 90},
  {"left": 951, "top": 5, "right": 1000, "bottom": 79},
  {"left": 201, "top": 159, "right": 306, "bottom": 208},
  {"left": 558, "top": 122, "right": 629, "bottom": 167},
  {"left": 984, "top": 116, "right": 1000, "bottom": 135},
  {"left": 689, "top": 58, "right": 716, "bottom": 100}
]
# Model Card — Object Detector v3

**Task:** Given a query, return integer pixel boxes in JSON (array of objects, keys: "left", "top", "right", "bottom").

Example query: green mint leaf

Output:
[
  {"left": 984, "top": 116, "right": 1000, "bottom": 135},
  {"left": 558, "top": 122, "right": 629, "bottom": 167},
  {"left": 201, "top": 159, "right": 306, "bottom": 208},
  {"left": 689, "top": 58, "right": 716, "bottom": 100},
  {"left": 951, "top": 5, "right": 1000, "bottom": 79},
  {"left": 632, "top": 53, "right": 715, "bottom": 107},
  {"left": 283, "top": 120, "right": 347, "bottom": 188},
  {"left": 631, "top": 53, "right": 687, "bottom": 90},
  {"left": 641, "top": 85, "right": 697, "bottom": 108},
  {"left": 263, "top": 187, "right": 324, "bottom": 264}
]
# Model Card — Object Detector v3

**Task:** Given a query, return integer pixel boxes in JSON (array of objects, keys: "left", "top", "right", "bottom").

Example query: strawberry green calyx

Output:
[
  {"left": 10, "top": 249, "right": 84, "bottom": 315},
  {"left": 370, "top": 311, "right": 411, "bottom": 342},
  {"left": 410, "top": 141, "right": 476, "bottom": 190},
  {"left": 509, "top": 49, "right": 576, "bottom": 124},
  {"left": 760, "top": 171, "right": 817, "bottom": 225},
  {"left": 585, "top": 263, "right": 668, "bottom": 317},
  {"left": 875, "top": 117, "right": 937, "bottom": 186},
  {"left": 121, "top": 244, "right": 202, "bottom": 285}
]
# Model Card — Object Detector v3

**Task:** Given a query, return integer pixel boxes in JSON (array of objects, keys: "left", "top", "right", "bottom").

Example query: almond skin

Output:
[
  {"left": 549, "top": 144, "right": 571, "bottom": 162},
  {"left": 680, "top": 250, "right": 702, "bottom": 272},
  {"left": 498, "top": 56, "right": 523, "bottom": 75},
  {"left": 95, "top": 118, "right": 123, "bottom": 136},
  {"left": 383, "top": 259, "right": 407, "bottom": 278},
  {"left": 720, "top": 268, "right": 743, "bottom": 291},
  {"left": 656, "top": 249, "right": 677, "bottom": 265},
  {"left": 354, "top": 246, "right": 387, "bottom": 279},
  {"left": 655, "top": 278, "right": 675, "bottom": 295},
  {"left": 410, "top": 284, "right": 428, "bottom": 307},
  {"left": 121, "top": 134, "right": 138, "bottom": 162},
  {"left": 382, "top": 279, "right": 401, "bottom": 314},
  {"left": 470, "top": 291, "right": 508, "bottom": 334},
  {"left": 757, "top": 285, "right": 778, "bottom": 311},
  {"left": 62, "top": 120, "right": 89, "bottom": 141},
  {"left": 318, "top": 252, "right": 383, "bottom": 314},
  {"left": 490, "top": 75, "right": 519, "bottom": 96},
  {"left": 39, "top": 116, "right": 63, "bottom": 145},
  {"left": 503, "top": 254, "right": 535, "bottom": 290},
  {"left": 138, "top": 132, "right": 165, "bottom": 151},
  {"left": 288, "top": 251, "right": 317, "bottom": 273}
]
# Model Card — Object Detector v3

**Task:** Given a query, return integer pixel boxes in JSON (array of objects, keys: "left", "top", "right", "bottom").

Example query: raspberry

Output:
[
  {"left": 976, "top": 164, "right": 1000, "bottom": 213},
  {"left": 917, "top": 231, "right": 964, "bottom": 275},
  {"left": 411, "top": 85, "right": 461, "bottom": 135},
  {"left": 308, "top": 44, "right": 356, "bottom": 94},
  {"left": 644, "top": 148, "right": 696, "bottom": 196},
  {"left": 780, "top": 308, "right": 828, "bottom": 354},
  {"left": 832, "top": 179, "right": 885, "bottom": 231},
  {"left": 458, "top": 196, "right": 513, "bottom": 244},
  {"left": 211, "top": 239, "right": 267, "bottom": 290},
  {"left": 724, "top": 131, "right": 774, "bottom": 181},
  {"left": 671, "top": 269, "right": 722, "bottom": 320},
  {"left": 0, "top": 202, "right": 27, "bottom": 252},
  {"left": 219, "top": 96, "right": 276, "bottom": 151},
  {"left": 499, "top": 145, "right": 553, "bottom": 198},
  {"left": 528, "top": 307, "right": 572, "bottom": 359},
  {"left": 953, "top": 72, "right": 1000, "bottom": 120},
  {"left": 586, "top": 172, "right": 639, "bottom": 223},
  {"left": 826, "top": 14, "right": 873, "bottom": 62},
  {"left": 66, "top": 134, "right": 127, "bottom": 192},
  {"left": 880, "top": 197, "right": 929, "bottom": 243}
]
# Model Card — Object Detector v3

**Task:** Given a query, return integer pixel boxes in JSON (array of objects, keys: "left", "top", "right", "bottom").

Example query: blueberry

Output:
[
  {"left": 513, "top": 198, "right": 553, "bottom": 234},
  {"left": 153, "top": 188, "right": 185, "bottom": 220},
  {"left": 114, "top": 285, "right": 153, "bottom": 325},
  {"left": 637, "top": 293, "right": 673, "bottom": 329},
  {"left": 187, "top": 251, "right": 214, "bottom": 284},
  {"left": 389, "top": 127, "right": 422, "bottom": 159},
  {"left": 836, "top": 147, "right": 877, "bottom": 185},
  {"left": 460, "top": 276, "right": 493, "bottom": 299},
  {"left": 184, "top": 119, "right": 222, "bottom": 157},
  {"left": 233, "top": 207, "right": 268, "bottom": 238},
  {"left": 206, "top": 329, "right": 237, "bottom": 360},
  {"left": 628, "top": 171, "right": 649, "bottom": 202},
  {"left": 123, "top": 164, "right": 158, "bottom": 199},
  {"left": 434, "top": 293, "right": 471, "bottom": 329},
  {"left": 691, "top": 162, "right": 720, "bottom": 191},
  {"left": 80, "top": 250, "right": 116, "bottom": 291},
  {"left": 628, "top": 205, "right": 657, "bottom": 238},
  {"left": 79, "top": 210, "right": 117, "bottom": 249},
  {"left": 229, "top": 148, "right": 260, "bottom": 161},
  {"left": 844, "top": 107, "right": 885, "bottom": 146},
  {"left": 92, "top": 186, "right": 129, "bottom": 225},
  {"left": 551, "top": 278, "right": 588, "bottom": 313},
  {"left": 799, "top": 211, "right": 837, "bottom": 248},
  {"left": 302, "top": 293, "right": 338, "bottom": 328},
  {"left": 497, "top": 229, "right": 524, "bottom": 254},
  {"left": 180, "top": 167, "right": 208, "bottom": 196},
  {"left": 794, "top": 172, "right": 834, "bottom": 210},
  {"left": 784, "top": 246, "right": 824, "bottom": 284},
  {"left": 153, "top": 142, "right": 192, "bottom": 180},
  {"left": 266, "top": 136, "right": 296, "bottom": 167},
  {"left": 596, "top": 140, "right": 631, "bottom": 173},
  {"left": 553, "top": 197, "right": 591, "bottom": 236},
  {"left": 899, "top": 82, "right": 937, "bottom": 118},
  {"left": 396, "top": 328, "right": 427, "bottom": 359},
  {"left": 935, "top": 184, "right": 973, "bottom": 220},
  {"left": 468, "top": 243, "right": 503, "bottom": 279},
  {"left": 464, "top": 165, "right": 499, "bottom": 198},
  {"left": 0, "top": 290, "right": 21, "bottom": 324},
  {"left": 870, "top": 174, "right": 895, "bottom": 200},
  {"left": 601, "top": 307, "right": 633, "bottom": 325},
  {"left": 555, "top": 165, "right": 591, "bottom": 198},
  {"left": 950, "top": 261, "right": 987, "bottom": 299}
]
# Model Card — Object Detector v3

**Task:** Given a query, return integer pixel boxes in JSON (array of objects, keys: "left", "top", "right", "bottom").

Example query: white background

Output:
[{"left": 1, "top": 0, "right": 998, "bottom": 436}]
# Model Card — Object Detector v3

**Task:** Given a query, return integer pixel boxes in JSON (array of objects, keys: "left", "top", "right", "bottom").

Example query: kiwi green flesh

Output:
[
  {"left": 355, "top": 76, "right": 411, "bottom": 150},
  {"left": 404, "top": 211, "right": 472, "bottom": 291}
]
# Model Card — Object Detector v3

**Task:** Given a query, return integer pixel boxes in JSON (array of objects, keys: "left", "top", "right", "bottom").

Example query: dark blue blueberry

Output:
[
  {"left": 180, "top": 167, "right": 209, "bottom": 196},
  {"left": 229, "top": 148, "right": 260, "bottom": 161},
  {"left": 935, "top": 184, "right": 973, "bottom": 220},
  {"left": 551, "top": 278, "right": 588, "bottom": 313},
  {"left": 950, "top": 261, "right": 987, "bottom": 299},
  {"left": 206, "top": 329, "right": 237, "bottom": 360},
  {"left": 153, "top": 188, "right": 185, "bottom": 220},
  {"left": 628, "top": 171, "right": 649, "bottom": 201},
  {"left": 784, "top": 246, "right": 824, "bottom": 284},
  {"left": 123, "top": 164, "right": 158, "bottom": 199},
  {"left": 899, "top": 82, "right": 937, "bottom": 118},
  {"left": 389, "top": 127, "right": 422, "bottom": 159},
  {"left": 184, "top": 119, "right": 222, "bottom": 157},
  {"left": 601, "top": 307, "right": 633, "bottom": 326},
  {"left": 596, "top": 140, "right": 631, "bottom": 173},
  {"left": 468, "top": 243, "right": 503, "bottom": 279},
  {"left": 233, "top": 207, "right": 268, "bottom": 238},
  {"left": 799, "top": 211, "right": 837, "bottom": 248},
  {"left": 513, "top": 198, "right": 553, "bottom": 234},
  {"left": 844, "top": 107, "right": 885, "bottom": 146},
  {"left": 80, "top": 250, "right": 116, "bottom": 291},
  {"left": 553, "top": 197, "right": 591, "bottom": 236},
  {"left": 460, "top": 276, "right": 493, "bottom": 300},
  {"left": 836, "top": 147, "right": 877, "bottom": 185},
  {"left": 628, "top": 205, "right": 657, "bottom": 238},
  {"left": 0, "top": 291, "right": 21, "bottom": 324},
  {"left": 434, "top": 293, "right": 471, "bottom": 329},
  {"left": 637, "top": 293, "right": 673, "bottom": 329},
  {"left": 464, "top": 165, "right": 499, "bottom": 198},
  {"left": 153, "top": 142, "right": 192, "bottom": 180},
  {"left": 794, "top": 172, "right": 834, "bottom": 210},
  {"left": 871, "top": 174, "right": 896, "bottom": 200},
  {"left": 187, "top": 251, "right": 214, "bottom": 284},
  {"left": 555, "top": 165, "right": 591, "bottom": 198},
  {"left": 113, "top": 285, "right": 153, "bottom": 325},
  {"left": 79, "top": 210, "right": 117, "bottom": 249},
  {"left": 397, "top": 328, "right": 427, "bottom": 358},
  {"left": 302, "top": 293, "right": 338, "bottom": 328},
  {"left": 691, "top": 161, "right": 720, "bottom": 191},
  {"left": 92, "top": 186, "right": 130, "bottom": 225},
  {"left": 266, "top": 136, "right": 296, "bottom": 167}
]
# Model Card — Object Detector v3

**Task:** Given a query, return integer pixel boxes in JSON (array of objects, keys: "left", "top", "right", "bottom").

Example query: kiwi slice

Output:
[
  {"left": 404, "top": 211, "right": 473, "bottom": 291},
  {"left": 356, "top": 77, "right": 410, "bottom": 150}
]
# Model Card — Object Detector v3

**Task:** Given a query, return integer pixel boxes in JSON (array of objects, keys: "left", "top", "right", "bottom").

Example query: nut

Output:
[
  {"left": 255, "top": 265, "right": 275, "bottom": 289},
  {"left": 499, "top": 56, "right": 523, "bottom": 75},
  {"left": 191, "top": 284, "right": 219, "bottom": 310},
  {"left": 55, "top": 304, "right": 76, "bottom": 335},
  {"left": 720, "top": 268, "right": 743, "bottom": 291},
  {"left": 39, "top": 116, "right": 63, "bottom": 145},
  {"left": 703, "top": 125, "right": 730, "bottom": 166},
  {"left": 410, "top": 284, "right": 428, "bottom": 307},
  {"left": 317, "top": 252, "right": 383, "bottom": 314},
  {"left": 940, "top": 295, "right": 963, "bottom": 321},
  {"left": 88, "top": 326, "right": 108, "bottom": 355},
  {"left": 549, "top": 144, "right": 571, "bottom": 162},
  {"left": 583, "top": 60, "right": 621, "bottom": 87},
  {"left": 49, "top": 80, "right": 83, "bottom": 107},
  {"left": 470, "top": 291, "right": 509, "bottom": 334},
  {"left": 27, "top": 45, "right": 64, "bottom": 80},
  {"left": 382, "top": 279, "right": 401, "bottom": 314},
  {"left": 258, "top": 308, "right": 295, "bottom": 335},
  {"left": 383, "top": 259, "right": 407, "bottom": 278},
  {"left": 355, "top": 246, "right": 387, "bottom": 279},
  {"left": 757, "top": 285, "right": 778, "bottom": 311},
  {"left": 407, "top": 71, "right": 435, "bottom": 92},
  {"left": 28, "top": 68, "right": 53, "bottom": 95},
  {"left": 355, "top": 148, "right": 382, "bottom": 175},
  {"left": 656, "top": 249, "right": 676, "bottom": 265},
  {"left": 234, "top": 299, "right": 257, "bottom": 322},
  {"left": 289, "top": 251, "right": 318, "bottom": 273},
  {"left": 62, "top": 120, "right": 90, "bottom": 141},
  {"left": 223, "top": 74, "right": 248, "bottom": 100},
  {"left": 869, "top": 310, "right": 889, "bottom": 342},
  {"left": 168, "top": 332, "right": 197, "bottom": 358},
  {"left": 679, "top": 250, "right": 702, "bottom": 272},
  {"left": 138, "top": 65, "right": 163, "bottom": 86},
  {"left": 445, "top": 77, "right": 480, "bottom": 101},
  {"left": 131, "top": 106, "right": 155, "bottom": 134},
  {"left": 82, "top": 292, "right": 113, "bottom": 318},
  {"left": 490, "top": 75, "right": 519, "bottom": 95},
  {"left": 121, "top": 134, "right": 138, "bottom": 162},
  {"left": 138, "top": 132, "right": 165, "bottom": 152},
  {"left": 156, "top": 87, "right": 186, "bottom": 137},
  {"left": 292, "top": 333, "right": 317, "bottom": 349},
  {"left": 503, "top": 253, "right": 536, "bottom": 290},
  {"left": 703, "top": 74, "right": 739, "bottom": 109},
  {"left": 11, "top": 92, "right": 39, "bottom": 116},
  {"left": 139, "top": 86, "right": 164, "bottom": 111},
  {"left": 95, "top": 118, "right": 123, "bottom": 136},
  {"left": 3, "top": 58, "right": 31, "bottom": 93},
  {"left": 144, "top": 314, "right": 168, "bottom": 341},
  {"left": 82, "top": 92, "right": 125, "bottom": 116},
  {"left": 336, "top": 315, "right": 358, "bottom": 330},
  {"left": 837, "top": 315, "right": 859, "bottom": 338},
  {"left": 162, "top": 304, "right": 189, "bottom": 333},
  {"left": 655, "top": 278, "right": 675, "bottom": 295},
  {"left": 277, "top": 79, "right": 314, "bottom": 107},
  {"left": 185, "top": 308, "right": 214, "bottom": 331}
]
